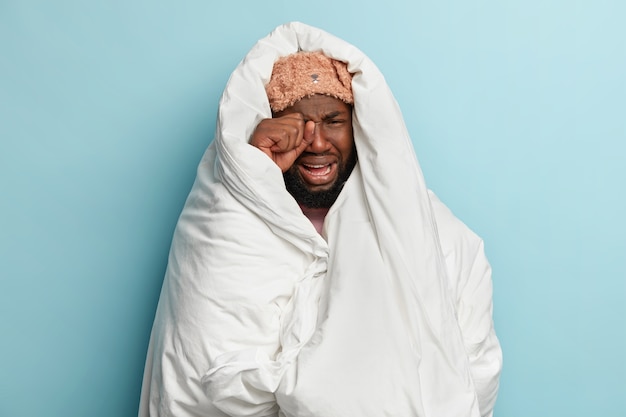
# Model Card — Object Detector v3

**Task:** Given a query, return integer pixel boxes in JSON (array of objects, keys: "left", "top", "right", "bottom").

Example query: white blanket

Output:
[{"left": 139, "top": 22, "right": 502, "bottom": 417}]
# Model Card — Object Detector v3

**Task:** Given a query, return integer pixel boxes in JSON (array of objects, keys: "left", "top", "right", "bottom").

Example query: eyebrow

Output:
[{"left": 322, "top": 111, "right": 344, "bottom": 121}]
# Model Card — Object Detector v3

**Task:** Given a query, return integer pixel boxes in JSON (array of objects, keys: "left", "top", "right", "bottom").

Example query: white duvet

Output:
[{"left": 139, "top": 22, "right": 502, "bottom": 417}]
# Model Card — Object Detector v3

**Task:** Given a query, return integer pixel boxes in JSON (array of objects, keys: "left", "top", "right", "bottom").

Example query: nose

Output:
[{"left": 304, "top": 120, "right": 331, "bottom": 153}]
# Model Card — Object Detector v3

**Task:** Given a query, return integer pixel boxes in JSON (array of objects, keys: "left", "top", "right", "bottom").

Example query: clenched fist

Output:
[{"left": 249, "top": 113, "right": 316, "bottom": 173}]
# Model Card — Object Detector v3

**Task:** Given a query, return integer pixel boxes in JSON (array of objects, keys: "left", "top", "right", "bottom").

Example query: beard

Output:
[{"left": 283, "top": 147, "right": 358, "bottom": 209}]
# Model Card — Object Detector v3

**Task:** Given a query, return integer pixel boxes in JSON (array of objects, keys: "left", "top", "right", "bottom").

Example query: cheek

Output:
[{"left": 333, "top": 133, "right": 354, "bottom": 159}]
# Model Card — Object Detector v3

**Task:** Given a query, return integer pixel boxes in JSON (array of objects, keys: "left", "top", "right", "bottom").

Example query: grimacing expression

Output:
[{"left": 277, "top": 94, "right": 357, "bottom": 208}]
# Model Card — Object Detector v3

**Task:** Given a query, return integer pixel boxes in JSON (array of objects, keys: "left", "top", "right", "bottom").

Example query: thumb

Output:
[
  {"left": 293, "top": 120, "right": 316, "bottom": 155},
  {"left": 303, "top": 120, "right": 316, "bottom": 145}
]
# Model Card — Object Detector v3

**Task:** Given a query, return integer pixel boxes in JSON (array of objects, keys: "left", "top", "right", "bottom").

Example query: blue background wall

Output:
[{"left": 1, "top": 1, "right": 624, "bottom": 416}]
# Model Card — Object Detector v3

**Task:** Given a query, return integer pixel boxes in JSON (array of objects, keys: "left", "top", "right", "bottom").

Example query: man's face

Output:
[{"left": 276, "top": 94, "right": 357, "bottom": 208}]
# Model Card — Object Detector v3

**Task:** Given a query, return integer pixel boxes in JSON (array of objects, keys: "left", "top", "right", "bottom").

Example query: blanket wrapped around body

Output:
[{"left": 139, "top": 22, "right": 502, "bottom": 417}]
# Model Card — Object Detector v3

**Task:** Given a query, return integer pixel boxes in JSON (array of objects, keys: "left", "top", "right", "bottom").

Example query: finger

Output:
[
  {"left": 269, "top": 116, "right": 305, "bottom": 152},
  {"left": 292, "top": 120, "right": 317, "bottom": 157},
  {"left": 268, "top": 123, "right": 302, "bottom": 153},
  {"left": 303, "top": 120, "right": 316, "bottom": 145}
]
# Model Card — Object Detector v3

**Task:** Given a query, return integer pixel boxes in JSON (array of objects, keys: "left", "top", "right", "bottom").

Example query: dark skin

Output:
[{"left": 250, "top": 95, "right": 355, "bottom": 194}]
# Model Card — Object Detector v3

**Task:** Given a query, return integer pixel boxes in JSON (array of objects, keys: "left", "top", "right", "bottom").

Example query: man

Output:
[
  {"left": 140, "top": 22, "right": 502, "bottom": 417},
  {"left": 251, "top": 51, "right": 357, "bottom": 230}
]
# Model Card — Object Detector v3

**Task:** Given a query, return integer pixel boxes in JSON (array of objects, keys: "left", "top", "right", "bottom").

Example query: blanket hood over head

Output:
[{"left": 140, "top": 22, "right": 501, "bottom": 417}]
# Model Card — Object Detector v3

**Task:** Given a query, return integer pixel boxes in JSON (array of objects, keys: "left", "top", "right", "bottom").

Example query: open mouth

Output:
[
  {"left": 298, "top": 161, "right": 337, "bottom": 187},
  {"left": 302, "top": 163, "right": 332, "bottom": 176}
]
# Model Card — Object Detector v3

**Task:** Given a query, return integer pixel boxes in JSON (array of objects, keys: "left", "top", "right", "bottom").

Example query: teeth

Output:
[{"left": 303, "top": 163, "right": 331, "bottom": 176}]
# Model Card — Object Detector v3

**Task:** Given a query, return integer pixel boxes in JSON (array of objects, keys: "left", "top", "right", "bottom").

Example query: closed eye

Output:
[{"left": 323, "top": 111, "right": 348, "bottom": 127}]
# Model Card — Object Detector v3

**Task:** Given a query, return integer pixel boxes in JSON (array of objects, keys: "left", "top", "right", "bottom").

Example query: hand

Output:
[{"left": 249, "top": 113, "right": 315, "bottom": 172}]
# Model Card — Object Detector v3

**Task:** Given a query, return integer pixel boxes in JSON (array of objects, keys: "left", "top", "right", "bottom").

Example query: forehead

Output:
[{"left": 276, "top": 94, "right": 352, "bottom": 118}]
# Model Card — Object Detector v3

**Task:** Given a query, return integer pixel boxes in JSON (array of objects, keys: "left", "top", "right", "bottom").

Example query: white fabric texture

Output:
[{"left": 139, "top": 22, "right": 502, "bottom": 417}]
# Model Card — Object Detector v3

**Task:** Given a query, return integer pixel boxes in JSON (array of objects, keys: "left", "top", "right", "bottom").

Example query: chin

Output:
[
  {"left": 302, "top": 181, "right": 337, "bottom": 193},
  {"left": 284, "top": 169, "right": 349, "bottom": 209}
]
